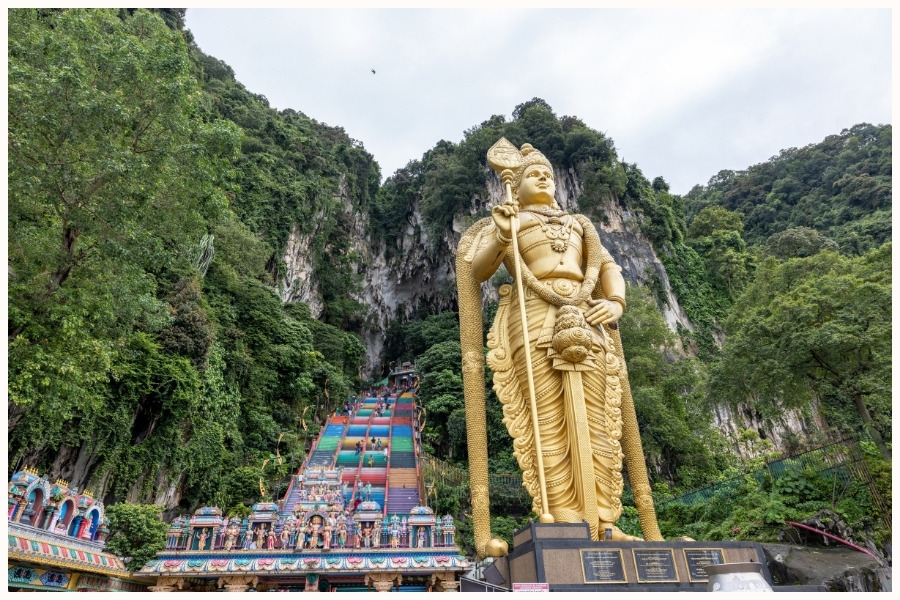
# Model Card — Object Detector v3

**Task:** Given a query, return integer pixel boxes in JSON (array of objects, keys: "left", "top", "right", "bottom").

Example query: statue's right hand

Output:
[{"left": 491, "top": 203, "right": 517, "bottom": 238}]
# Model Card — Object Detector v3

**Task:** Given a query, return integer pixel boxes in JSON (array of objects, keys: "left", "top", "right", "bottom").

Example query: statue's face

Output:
[{"left": 517, "top": 164, "right": 555, "bottom": 206}]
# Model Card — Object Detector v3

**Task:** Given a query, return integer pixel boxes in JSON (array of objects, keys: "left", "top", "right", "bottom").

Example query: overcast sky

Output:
[{"left": 184, "top": 7, "right": 891, "bottom": 195}]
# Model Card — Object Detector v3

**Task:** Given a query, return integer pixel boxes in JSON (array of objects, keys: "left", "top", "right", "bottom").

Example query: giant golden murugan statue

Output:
[{"left": 457, "top": 138, "right": 663, "bottom": 557}]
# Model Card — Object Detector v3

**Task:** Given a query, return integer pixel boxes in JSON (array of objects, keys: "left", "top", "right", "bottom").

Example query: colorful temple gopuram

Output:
[
  {"left": 7, "top": 467, "right": 148, "bottom": 591},
  {"left": 135, "top": 389, "right": 470, "bottom": 592}
]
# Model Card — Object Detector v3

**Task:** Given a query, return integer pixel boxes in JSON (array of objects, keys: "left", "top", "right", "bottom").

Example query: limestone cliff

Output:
[{"left": 280, "top": 165, "right": 692, "bottom": 374}]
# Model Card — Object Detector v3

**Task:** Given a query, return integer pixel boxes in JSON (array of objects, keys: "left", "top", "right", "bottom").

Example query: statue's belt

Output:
[{"left": 524, "top": 277, "right": 582, "bottom": 299}]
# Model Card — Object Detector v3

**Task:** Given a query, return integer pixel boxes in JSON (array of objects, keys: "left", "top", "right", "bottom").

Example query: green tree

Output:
[
  {"left": 8, "top": 8, "right": 239, "bottom": 431},
  {"left": 416, "top": 341, "right": 464, "bottom": 456},
  {"left": 620, "top": 286, "right": 725, "bottom": 487},
  {"left": 683, "top": 123, "right": 891, "bottom": 253},
  {"left": 687, "top": 206, "right": 754, "bottom": 299},
  {"left": 763, "top": 226, "right": 839, "bottom": 260},
  {"left": 104, "top": 503, "right": 168, "bottom": 570},
  {"left": 371, "top": 161, "right": 424, "bottom": 254},
  {"left": 383, "top": 312, "right": 461, "bottom": 366},
  {"left": 159, "top": 277, "right": 214, "bottom": 368},
  {"left": 712, "top": 245, "right": 891, "bottom": 460},
  {"left": 418, "top": 369, "right": 465, "bottom": 455}
]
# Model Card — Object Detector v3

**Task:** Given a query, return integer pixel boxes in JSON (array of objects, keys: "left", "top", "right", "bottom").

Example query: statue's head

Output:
[
  {"left": 512, "top": 144, "right": 558, "bottom": 208},
  {"left": 486, "top": 137, "right": 560, "bottom": 209}
]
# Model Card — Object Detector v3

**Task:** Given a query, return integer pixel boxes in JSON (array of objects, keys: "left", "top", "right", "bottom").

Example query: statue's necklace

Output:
[{"left": 521, "top": 206, "right": 574, "bottom": 253}]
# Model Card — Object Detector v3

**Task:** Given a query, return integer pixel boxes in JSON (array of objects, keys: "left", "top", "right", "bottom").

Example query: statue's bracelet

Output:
[{"left": 607, "top": 295, "right": 627, "bottom": 310}]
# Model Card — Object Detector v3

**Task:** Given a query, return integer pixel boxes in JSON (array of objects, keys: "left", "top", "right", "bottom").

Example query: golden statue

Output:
[{"left": 457, "top": 138, "right": 663, "bottom": 557}]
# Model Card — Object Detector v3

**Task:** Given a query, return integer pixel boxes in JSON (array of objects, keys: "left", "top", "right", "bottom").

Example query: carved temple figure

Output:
[
  {"left": 304, "top": 522, "right": 314, "bottom": 549},
  {"left": 312, "top": 518, "right": 323, "bottom": 547},
  {"left": 417, "top": 527, "right": 426, "bottom": 548},
  {"left": 197, "top": 528, "right": 209, "bottom": 551},
  {"left": 280, "top": 522, "right": 290, "bottom": 548},
  {"left": 224, "top": 523, "right": 238, "bottom": 551},
  {"left": 457, "top": 138, "right": 663, "bottom": 556},
  {"left": 218, "top": 517, "right": 229, "bottom": 548},
  {"left": 400, "top": 517, "right": 407, "bottom": 546},
  {"left": 290, "top": 521, "right": 300, "bottom": 548},
  {"left": 390, "top": 523, "right": 400, "bottom": 548},
  {"left": 337, "top": 522, "right": 347, "bottom": 548},
  {"left": 241, "top": 520, "right": 252, "bottom": 550},
  {"left": 325, "top": 522, "right": 334, "bottom": 549}
]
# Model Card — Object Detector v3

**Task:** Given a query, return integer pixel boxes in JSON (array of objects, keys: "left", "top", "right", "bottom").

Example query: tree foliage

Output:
[
  {"left": 712, "top": 245, "right": 891, "bottom": 460},
  {"left": 763, "top": 226, "right": 839, "bottom": 260},
  {"left": 416, "top": 341, "right": 464, "bottom": 458},
  {"left": 8, "top": 7, "right": 239, "bottom": 430},
  {"left": 684, "top": 123, "right": 891, "bottom": 254},
  {"left": 104, "top": 503, "right": 168, "bottom": 570},
  {"left": 620, "top": 286, "right": 729, "bottom": 487},
  {"left": 687, "top": 206, "right": 754, "bottom": 299}
]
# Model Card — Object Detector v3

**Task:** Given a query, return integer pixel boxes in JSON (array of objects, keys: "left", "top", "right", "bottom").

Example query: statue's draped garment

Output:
[{"left": 475, "top": 214, "right": 623, "bottom": 534}]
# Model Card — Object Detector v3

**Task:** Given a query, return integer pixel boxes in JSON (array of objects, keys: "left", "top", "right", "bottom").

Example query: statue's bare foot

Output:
[{"left": 599, "top": 523, "right": 642, "bottom": 542}]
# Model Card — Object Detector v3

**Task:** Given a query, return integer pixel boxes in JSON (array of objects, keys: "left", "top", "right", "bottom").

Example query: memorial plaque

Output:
[
  {"left": 683, "top": 548, "right": 725, "bottom": 582},
  {"left": 632, "top": 548, "right": 679, "bottom": 583},
  {"left": 580, "top": 549, "right": 627, "bottom": 584}
]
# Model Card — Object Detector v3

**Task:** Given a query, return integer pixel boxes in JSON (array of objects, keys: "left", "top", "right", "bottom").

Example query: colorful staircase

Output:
[
  {"left": 285, "top": 391, "right": 422, "bottom": 518},
  {"left": 307, "top": 422, "right": 345, "bottom": 469},
  {"left": 386, "top": 393, "right": 421, "bottom": 516}
]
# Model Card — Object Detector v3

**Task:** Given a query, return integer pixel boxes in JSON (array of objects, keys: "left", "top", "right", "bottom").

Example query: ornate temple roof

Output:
[
  {"left": 135, "top": 549, "right": 471, "bottom": 578},
  {"left": 7, "top": 469, "right": 148, "bottom": 591},
  {"left": 8, "top": 521, "right": 129, "bottom": 577}
]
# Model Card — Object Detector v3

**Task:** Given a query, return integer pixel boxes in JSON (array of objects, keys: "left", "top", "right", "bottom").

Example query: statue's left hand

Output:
[{"left": 584, "top": 299, "right": 623, "bottom": 326}]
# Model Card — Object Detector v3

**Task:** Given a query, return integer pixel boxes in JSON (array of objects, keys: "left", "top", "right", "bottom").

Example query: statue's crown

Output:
[{"left": 486, "top": 138, "right": 553, "bottom": 194}]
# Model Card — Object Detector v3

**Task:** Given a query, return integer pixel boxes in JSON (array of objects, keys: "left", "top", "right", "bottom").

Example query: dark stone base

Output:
[{"left": 495, "top": 522, "right": 785, "bottom": 592}]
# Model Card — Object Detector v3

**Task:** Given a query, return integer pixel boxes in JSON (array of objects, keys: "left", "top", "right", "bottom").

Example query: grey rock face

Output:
[{"left": 763, "top": 542, "right": 891, "bottom": 592}]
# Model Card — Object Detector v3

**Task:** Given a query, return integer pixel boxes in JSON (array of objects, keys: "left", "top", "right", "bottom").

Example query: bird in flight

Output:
[{"left": 371, "top": 69, "right": 376, "bottom": 74}]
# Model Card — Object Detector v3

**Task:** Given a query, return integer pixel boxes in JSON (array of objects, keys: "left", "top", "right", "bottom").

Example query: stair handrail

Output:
[
  {"left": 407, "top": 392, "right": 426, "bottom": 507},
  {"left": 281, "top": 419, "right": 324, "bottom": 509}
]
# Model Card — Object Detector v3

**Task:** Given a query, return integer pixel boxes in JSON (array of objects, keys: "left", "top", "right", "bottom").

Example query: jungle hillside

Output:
[{"left": 7, "top": 9, "right": 891, "bottom": 554}]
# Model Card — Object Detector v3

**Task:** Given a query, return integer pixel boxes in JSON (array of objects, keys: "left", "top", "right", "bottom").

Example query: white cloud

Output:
[{"left": 185, "top": 7, "right": 891, "bottom": 193}]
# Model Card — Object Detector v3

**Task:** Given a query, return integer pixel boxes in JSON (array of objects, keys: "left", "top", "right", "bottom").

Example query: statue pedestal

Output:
[{"left": 486, "top": 523, "right": 793, "bottom": 592}]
